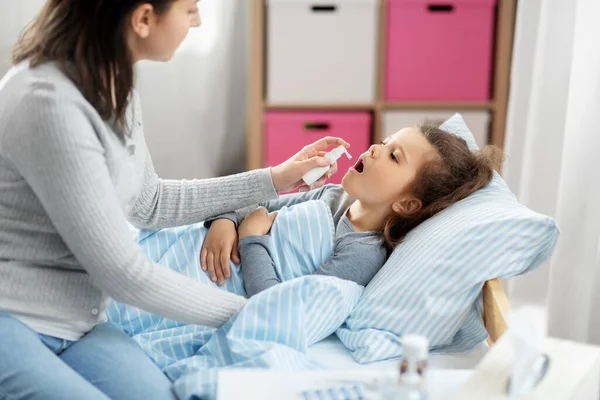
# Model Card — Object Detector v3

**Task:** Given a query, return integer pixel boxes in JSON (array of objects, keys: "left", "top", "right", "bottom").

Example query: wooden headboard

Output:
[{"left": 482, "top": 279, "right": 510, "bottom": 344}]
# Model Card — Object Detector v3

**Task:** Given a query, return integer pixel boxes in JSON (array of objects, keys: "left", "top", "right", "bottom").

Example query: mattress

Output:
[{"left": 306, "top": 334, "right": 489, "bottom": 370}]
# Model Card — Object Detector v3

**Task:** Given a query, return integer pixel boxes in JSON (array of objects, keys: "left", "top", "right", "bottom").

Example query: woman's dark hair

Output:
[
  {"left": 382, "top": 119, "right": 503, "bottom": 250},
  {"left": 12, "top": 0, "right": 176, "bottom": 128}
]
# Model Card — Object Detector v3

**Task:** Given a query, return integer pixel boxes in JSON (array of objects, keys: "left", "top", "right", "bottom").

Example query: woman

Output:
[{"left": 0, "top": 1, "right": 347, "bottom": 399}]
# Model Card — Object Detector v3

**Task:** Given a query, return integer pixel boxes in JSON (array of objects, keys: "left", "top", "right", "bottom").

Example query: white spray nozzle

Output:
[{"left": 326, "top": 145, "right": 352, "bottom": 162}]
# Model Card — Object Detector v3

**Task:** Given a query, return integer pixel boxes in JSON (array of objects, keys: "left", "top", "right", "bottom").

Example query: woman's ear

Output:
[
  {"left": 130, "top": 4, "right": 154, "bottom": 39},
  {"left": 392, "top": 198, "right": 422, "bottom": 215}
]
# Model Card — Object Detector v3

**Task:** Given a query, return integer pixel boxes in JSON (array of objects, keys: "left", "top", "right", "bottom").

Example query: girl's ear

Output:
[{"left": 392, "top": 198, "right": 422, "bottom": 215}]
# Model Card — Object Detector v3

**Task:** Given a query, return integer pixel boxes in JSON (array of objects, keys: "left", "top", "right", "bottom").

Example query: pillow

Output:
[{"left": 337, "top": 113, "right": 559, "bottom": 363}]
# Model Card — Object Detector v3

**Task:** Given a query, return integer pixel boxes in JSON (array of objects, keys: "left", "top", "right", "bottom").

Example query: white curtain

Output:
[
  {"left": 0, "top": 0, "right": 248, "bottom": 180},
  {"left": 504, "top": 0, "right": 600, "bottom": 344}
]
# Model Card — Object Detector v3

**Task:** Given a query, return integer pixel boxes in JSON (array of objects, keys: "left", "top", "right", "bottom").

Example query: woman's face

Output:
[
  {"left": 342, "top": 127, "right": 436, "bottom": 210},
  {"left": 128, "top": 0, "right": 201, "bottom": 62}
]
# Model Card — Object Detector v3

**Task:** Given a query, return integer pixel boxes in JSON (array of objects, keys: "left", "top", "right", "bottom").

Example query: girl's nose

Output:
[{"left": 368, "top": 145, "right": 378, "bottom": 159}]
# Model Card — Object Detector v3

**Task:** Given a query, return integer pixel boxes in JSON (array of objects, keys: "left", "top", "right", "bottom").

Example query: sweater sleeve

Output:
[
  {"left": 3, "top": 88, "right": 247, "bottom": 328},
  {"left": 238, "top": 235, "right": 279, "bottom": 296},
  {"left": 128, "top": 144, "right": 278, "bottom": 229}
]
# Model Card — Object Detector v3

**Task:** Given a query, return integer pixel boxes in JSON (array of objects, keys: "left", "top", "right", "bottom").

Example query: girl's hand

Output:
[
  {"left": 270, "top": 136, "right": 350, "bottom": 193},
  {"left": 238, "top": 208, "right": 278, "bottom": 240},
  {"left": 200, "top": 219, "right": 240, "bottom": 286}
]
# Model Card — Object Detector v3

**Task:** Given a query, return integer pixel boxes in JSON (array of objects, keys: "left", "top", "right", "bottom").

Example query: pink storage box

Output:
[
  {"left": 385, "top": 0, "right": 497, "bottom": 101},
  {"left": 264, "top": 112, "right": 372, "bottom": 186}
]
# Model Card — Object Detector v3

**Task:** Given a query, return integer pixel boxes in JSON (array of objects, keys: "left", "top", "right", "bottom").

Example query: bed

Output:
[
  {"left": 482, "top": 278, "right": 510, "bottom": 345},
  {"left": 110, "top": 197, "right": 525, "bottom": 400},
  {"left": 107, "top": 276, "right": 511, "bottom": 400},
  {"left": 216, "top": 279, "right": 510, "bottom": 399}
]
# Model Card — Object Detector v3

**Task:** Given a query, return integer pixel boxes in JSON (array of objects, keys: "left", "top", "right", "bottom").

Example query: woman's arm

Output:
[
  {"left": 128, "top": 144, "right": 279, "bottom": 229},
  {"left": 5, "top": 90, "right": 246, "bottom": 328},
  {"left": 128, "top": 95, "right": 348, "bottom": 230}
]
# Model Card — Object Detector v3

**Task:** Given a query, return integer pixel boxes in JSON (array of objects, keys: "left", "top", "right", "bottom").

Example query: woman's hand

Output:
[
  {"left": 200, "top": 219, "right": 240, "bottom": 286},
  {"left": 270, "top": 136, "right": 350, "bottom": 193},
  {"left": 238, "top": 208, "right": 278, "bottom": 240}
]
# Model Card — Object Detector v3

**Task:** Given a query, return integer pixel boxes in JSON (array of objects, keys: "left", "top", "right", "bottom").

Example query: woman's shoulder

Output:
[
  {"left": 0, "top": 62, "right": 105, "bottom": 131},
  {"left": 0, "top": 62, "right": 110, "bottom": 153},
  {"left": 2, "top": 62, "right": 84, "bottom": 102}
]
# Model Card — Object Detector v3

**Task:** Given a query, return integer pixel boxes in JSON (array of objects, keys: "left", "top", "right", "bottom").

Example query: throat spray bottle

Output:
[{"left": 302, "top": 145, "right": 352, "bottom": 186}]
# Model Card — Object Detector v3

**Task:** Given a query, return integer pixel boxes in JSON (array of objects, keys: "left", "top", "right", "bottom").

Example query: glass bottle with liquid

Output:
[{"left": 380, "top": 334, "right": 429, "bottom": 400}]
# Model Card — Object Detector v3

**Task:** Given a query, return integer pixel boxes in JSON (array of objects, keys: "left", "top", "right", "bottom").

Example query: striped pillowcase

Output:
[{"left": 337, "top": 113, "right": 559, "bottom": 363}]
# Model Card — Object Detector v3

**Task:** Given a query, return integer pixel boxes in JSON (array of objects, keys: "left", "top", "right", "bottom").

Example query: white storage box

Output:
[
  {"left": 266, "top": 0, "right": 378, "bottom": 104},
  {"left": 382, "top": 110, "right": 491, "bottom": 148}
]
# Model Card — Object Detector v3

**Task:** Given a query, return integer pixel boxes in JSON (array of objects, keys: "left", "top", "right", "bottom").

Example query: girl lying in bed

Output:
[{"left": 203, "top": 120, "right": 502, "bottom": 296}]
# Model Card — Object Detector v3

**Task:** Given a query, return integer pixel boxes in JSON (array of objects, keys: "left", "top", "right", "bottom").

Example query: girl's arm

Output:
[
  {"left": 239, "top": 235, "right": 279, "bottom": 297},
  {"left": 239, "top": 218, "right": 386, "bottom": 296},
  {"left": 241, "top": 237, "right": 385, "bottom": 296},
  {"left": 200, "top": 186, "right": 337, "bottom": 285},
  {"left": 206, "top": 185, "right": 338, "bottom": 228}
]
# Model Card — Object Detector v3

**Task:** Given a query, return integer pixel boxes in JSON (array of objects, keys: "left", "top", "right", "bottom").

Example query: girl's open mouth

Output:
[{"left": 353, "top": 157, "right": 365, "bottom": 173}]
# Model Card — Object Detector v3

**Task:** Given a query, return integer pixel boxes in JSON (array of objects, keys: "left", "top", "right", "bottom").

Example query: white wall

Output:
[
  {"left": 0, "top": 0, "right": 247, "bottom": 179},
  {"left": 0, "top": 0, "right": 45, "bottom": 77},
  {"left": 137, "top": 0, "right": 249, "bottom": 179}
]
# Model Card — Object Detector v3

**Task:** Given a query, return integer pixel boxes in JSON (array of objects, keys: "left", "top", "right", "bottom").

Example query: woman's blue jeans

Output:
[{"left": 0, "top": 312, "right": 176, "bottom": 400}]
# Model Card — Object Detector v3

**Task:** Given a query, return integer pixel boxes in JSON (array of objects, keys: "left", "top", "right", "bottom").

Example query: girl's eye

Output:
[
  {"left": 380, "top": 140, "right": 398, "bottom": 162},
  {"left": 380, "top": 141, "right": 398, "bottom": 162}
]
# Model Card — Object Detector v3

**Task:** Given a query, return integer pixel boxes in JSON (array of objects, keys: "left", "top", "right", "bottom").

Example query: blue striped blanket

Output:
[{"left": 107, "top": 200, "right": 363, "bottom": 400}]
